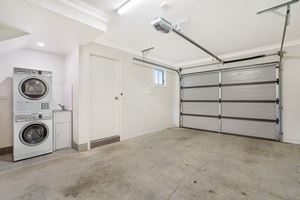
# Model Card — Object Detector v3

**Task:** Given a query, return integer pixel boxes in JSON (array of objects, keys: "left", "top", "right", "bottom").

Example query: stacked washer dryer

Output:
[{"left": 13, "top": 68, "right": 53, "bottom": 161}]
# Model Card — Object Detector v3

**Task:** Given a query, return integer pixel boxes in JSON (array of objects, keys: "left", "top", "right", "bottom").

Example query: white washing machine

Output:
[
  {"left": 13, "top": 113, "right": 53, "bottom": 161},
  {"left": 14, "top": 68, "right": 52, "bottom": 113}
]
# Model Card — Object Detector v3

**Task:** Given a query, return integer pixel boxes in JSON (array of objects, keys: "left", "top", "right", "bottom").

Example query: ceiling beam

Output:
[{"left": 27, "top": 0, "right": 108, "bottom": 32}]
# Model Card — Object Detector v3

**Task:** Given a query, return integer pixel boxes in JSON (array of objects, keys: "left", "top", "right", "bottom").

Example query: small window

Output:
[{"left": 154, "top": 68, "right": 166, "bottom": 86}]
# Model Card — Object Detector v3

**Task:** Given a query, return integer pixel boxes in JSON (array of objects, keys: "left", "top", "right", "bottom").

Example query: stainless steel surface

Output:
[
  {"left": 141, "top": 47, "right": 154, "bottom": 53},
  {"left": 179, "top": 71, "right": 183, "bottom": 127},
  {"left": 151, "top": 17, "right": 222, "bottom": 63},
  {"left": 116, "top": 0, "right": 131, "bottom": 11},
  {"left": 141, "top": 47, "right": 154, "bottom": 60},
  {"left": 276, "top": 65, "right": 281, "bottom": 141},
  {"left": 133, "top": 57, "right": 179, "bottom": 76},
  {"left": 181, "top": 62, "right": 220, "bottom": 70},
  {"left": 279, "top": 5, "right": 290, "bottom": 67},
  {"left": 278, "top": 5, "right": 291, "bottom": 141},
  {"left": 172, "top": 29, "right": 223, "bottom": 63}
]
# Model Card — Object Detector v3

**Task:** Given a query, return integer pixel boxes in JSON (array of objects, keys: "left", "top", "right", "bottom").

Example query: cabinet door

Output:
[{"left": 55, "top": 122, "right": 71, "bottom": 150}]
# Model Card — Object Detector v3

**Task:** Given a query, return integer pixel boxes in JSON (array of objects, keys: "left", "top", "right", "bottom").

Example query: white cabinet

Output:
[{"left": 53, "top": 111, "right": 72, "bottom": 150}]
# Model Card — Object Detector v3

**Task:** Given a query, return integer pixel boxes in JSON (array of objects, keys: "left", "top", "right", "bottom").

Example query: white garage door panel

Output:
[
  {"left": 182, "top": 102, "right": 219, "bottom": 115},
  {"left": 182, "top": 116, "right": 219, "bottom": 132},
  {"left": 221, "top": 119, "right": 276, "bottom": 139},
  {"left": 222, "top": 66, "right": 276, "bottom": 84},
  {"left": 222, "top": 103, "right": 276, "bottom": 119},
  {"left": 222, "top": 84, "right": 275, "bottom": 100},
  {"left": 180, "top": 63, "right": 278, "bottom": 140},
  {"left": 182, "top": 72, "right": 219, "bottom": 87},
  {"left": 182, "top": 88, "right": 219, "bottom": 100}
]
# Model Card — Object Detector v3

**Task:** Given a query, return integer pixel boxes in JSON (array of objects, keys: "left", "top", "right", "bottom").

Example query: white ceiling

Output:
[
  {"left": 0, "top": 0, "right": 299, "bottom": 64},
  {"left": 0, "top": 24, "right": 28, "bottom": 41},
  {"left": 88, "top": 0, "right": 300, "bottom": 64},
  {"left": 0, "top": 0, "right": 106, "bottom": 55}
]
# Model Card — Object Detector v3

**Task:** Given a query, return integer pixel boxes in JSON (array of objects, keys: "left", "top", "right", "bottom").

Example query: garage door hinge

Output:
[
  {"left": 276, "top": 98, "right": 280, "bottom": 104},
  {"left": 276, "top": 79, "right": 280, "bottom": 84},
  {"left": 276, "top": 118, "right": 280, "bottom": 124}
]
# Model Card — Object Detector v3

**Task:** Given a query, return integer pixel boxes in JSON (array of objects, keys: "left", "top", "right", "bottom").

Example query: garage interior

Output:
[{"left": 0, "top": 0, "right": 300, "bottom": 199}]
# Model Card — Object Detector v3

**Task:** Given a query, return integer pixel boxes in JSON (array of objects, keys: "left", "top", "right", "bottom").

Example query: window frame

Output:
[{"left": 153, "top": 68, "right": 166, "bottom": 87}]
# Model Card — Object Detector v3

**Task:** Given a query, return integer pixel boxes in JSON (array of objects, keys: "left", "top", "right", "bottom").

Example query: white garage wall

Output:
[
  {"left": 74, "top": 43, "right": 178, "bottom": 146},
  {"left": 0, "top": 48, "right": 65, "bottom": 148},
  {"left": 281, "top": 45, "right": 300, "bottom": 144},
  {"left": 64, "top": 47, "right": 79, "bottom": 144},
  {"left": 1, "top": 44, "right": 297, "bottom": 149},
  {"left": 180, "top": 43, "right": 300, "bottom": 144}
]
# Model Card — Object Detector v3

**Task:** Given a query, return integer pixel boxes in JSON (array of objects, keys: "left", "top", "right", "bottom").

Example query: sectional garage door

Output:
[{"left": 180, "top": 62, "right": 280, "bottom": 140}]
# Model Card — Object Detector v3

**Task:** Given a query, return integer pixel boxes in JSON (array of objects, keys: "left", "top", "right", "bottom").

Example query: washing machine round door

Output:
[
  {"left": 19, "top": 77, "right": 48, "bottom": 100},
  {"left": 20, "top": 123, "right": 49, "bottom": 146}
]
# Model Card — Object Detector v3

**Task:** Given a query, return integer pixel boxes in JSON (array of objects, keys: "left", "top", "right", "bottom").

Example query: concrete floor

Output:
[{"left": 0, "top": 128, "right": 300, "bottom": 200}]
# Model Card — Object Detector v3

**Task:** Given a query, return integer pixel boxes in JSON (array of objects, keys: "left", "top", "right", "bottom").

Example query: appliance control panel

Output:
[
  {"left": 15, "top": 113, "right": 52, "bottom": 122},
  {"left": 14, "top": 67, "right": 52, "bottom": 77}
]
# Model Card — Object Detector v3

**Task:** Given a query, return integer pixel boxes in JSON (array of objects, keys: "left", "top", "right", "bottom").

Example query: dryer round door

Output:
[
  {"left": 20, "top": 122, "right": 49, "bottom": 146},
  {"left": 19, "top": 77, "right": 49, "bottom": 100}
]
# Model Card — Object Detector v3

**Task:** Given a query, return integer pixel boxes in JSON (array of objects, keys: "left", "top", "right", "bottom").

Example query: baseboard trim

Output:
[
  {"left": 0, "top": 146, "right": 12, "bottom": 155},
  {"left": 72, "top": 142, "right": 88, "bottom": 152},
  {"left": 283, "top": 138, "right": 300, "bottom": 145},
  {"left": 90, "top": 135, "right": 120, "bottom": 149}
]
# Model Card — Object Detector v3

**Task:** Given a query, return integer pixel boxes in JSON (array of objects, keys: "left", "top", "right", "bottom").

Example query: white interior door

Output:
[{"left": 90, "top": 55, "right": 119, "bottom": 141}]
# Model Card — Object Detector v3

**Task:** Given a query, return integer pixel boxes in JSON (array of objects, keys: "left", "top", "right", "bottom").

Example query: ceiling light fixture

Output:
[
  {"left": 116, "top": 0, "right": 141, "bottom": 15},
  {"left": 37, "top": 42, "right": 45, "bottom": 47}
]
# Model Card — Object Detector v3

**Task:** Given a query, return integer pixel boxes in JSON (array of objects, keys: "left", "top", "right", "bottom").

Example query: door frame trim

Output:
[{"left": 88, "top": 53, "right": 122, "bottom": 150}]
